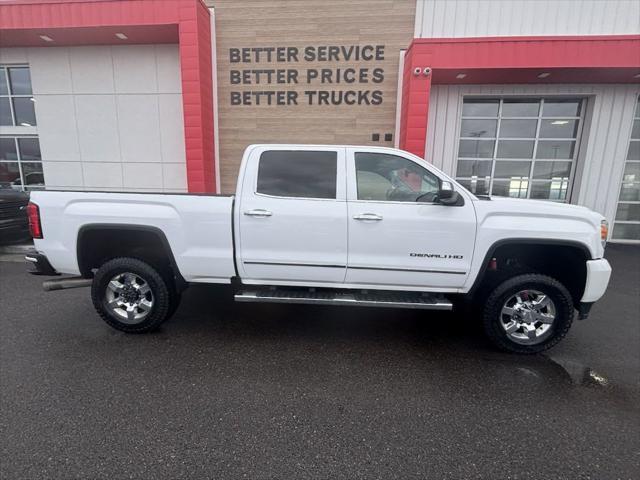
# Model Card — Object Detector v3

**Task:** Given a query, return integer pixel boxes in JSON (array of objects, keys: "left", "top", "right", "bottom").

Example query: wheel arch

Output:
[
  {"left": 76, "top": 223, "right": 187, "bottom": 291},
  {"left": 469, "top": 238, "right": 591, "bottom": 306}
]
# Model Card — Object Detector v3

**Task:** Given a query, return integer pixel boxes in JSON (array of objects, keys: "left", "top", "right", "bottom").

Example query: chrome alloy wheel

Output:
[
  {"left": 104, "top": 272, "right": 154, "bottom": 324},
  {"left": 500, "top": 289, "right": 556, "bottom": 345}
]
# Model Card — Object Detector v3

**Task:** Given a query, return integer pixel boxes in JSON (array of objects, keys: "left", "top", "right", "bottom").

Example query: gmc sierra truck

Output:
[{"left": 25, "top": 145, "right": 612, "bottom": 353}]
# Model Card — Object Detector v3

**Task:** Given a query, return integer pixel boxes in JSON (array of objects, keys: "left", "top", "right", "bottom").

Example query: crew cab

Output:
[{"left": 26, "top": 145, "right": 612, "bottom": 353}]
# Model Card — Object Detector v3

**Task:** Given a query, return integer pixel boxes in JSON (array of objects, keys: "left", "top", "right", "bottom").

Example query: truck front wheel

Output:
[
  {"left": 91, "top": 257, "right": 173, "bottom": 333},
  {"left": 482, "top": 274, "right": 574, "bottom": 354}
]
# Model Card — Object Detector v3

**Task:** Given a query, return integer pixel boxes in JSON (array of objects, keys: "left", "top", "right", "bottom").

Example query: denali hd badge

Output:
[{"left": 410, "top": 253, "right": 464, "bottom": 259}]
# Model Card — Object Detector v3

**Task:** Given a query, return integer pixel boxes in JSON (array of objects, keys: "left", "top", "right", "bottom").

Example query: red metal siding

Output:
[
  {"left": 178, "top": 0, "right": 216, "bottom": 193},
  {"left": 398, "top": 52, "right": 432, "bottom": 160},
  {"left": 0, "top": 0, "right": 181, "bottom": 29}
]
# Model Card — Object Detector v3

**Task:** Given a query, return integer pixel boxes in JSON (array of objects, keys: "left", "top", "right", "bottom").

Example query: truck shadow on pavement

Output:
[
  {"left": 150, "top": 244, "right": 638, "bottom": 397},
  {"left": 159, "top": 284, "right": 612, "bottom": 393}
]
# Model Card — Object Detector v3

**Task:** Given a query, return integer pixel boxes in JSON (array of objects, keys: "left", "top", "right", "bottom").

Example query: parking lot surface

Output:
[{"left": 1, "top": 245, "right": 639, "bottom": 479}]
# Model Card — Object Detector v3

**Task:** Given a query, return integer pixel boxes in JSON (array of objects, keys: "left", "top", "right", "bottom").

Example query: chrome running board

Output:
[{"left": 234, "top": 289, "right": 452, "bottom": 311}]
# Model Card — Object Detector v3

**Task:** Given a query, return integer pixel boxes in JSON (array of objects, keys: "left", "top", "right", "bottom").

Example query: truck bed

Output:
[{"left": 30, "top": 190, "right": 237, "bottom": 283}]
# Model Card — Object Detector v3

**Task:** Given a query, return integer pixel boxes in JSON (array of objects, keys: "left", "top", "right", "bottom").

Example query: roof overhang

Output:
[
  {"left": 407, "top": 35, "right": 640, "bottom": 84},
  {"left": 0, "top": 0, "right": 193, "bottom": 47},
  {"left": 0, "top": 25, "right": 179, "bottom": 47}
]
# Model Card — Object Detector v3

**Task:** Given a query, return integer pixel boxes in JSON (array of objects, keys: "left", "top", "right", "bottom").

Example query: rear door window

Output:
[{"left": 257, "top": 150, "right": 337, "bottom": 199}]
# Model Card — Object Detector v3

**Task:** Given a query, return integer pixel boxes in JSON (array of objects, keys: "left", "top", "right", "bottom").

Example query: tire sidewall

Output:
[
  {"left": 483, "top": 274, "right": 574, "bottom": 354},
  {"left": 91, "top": 257, "right": 171, "bottom": 333}
]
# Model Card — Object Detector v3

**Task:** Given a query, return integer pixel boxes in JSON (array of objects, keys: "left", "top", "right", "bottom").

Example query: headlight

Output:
[{"left": 600, "top": 219, "right": 609, "bottom": 248}]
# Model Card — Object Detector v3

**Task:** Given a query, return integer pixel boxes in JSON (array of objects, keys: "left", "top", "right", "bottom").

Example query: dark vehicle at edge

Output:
[{"left": 0, "top": 185, "right": 30, "bottom": 245}]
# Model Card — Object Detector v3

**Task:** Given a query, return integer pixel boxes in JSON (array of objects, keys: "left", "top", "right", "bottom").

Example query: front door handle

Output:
[
  {"left": 353, "top": 213, "right": 383, "bottom": 221},
  {"left": 244, "top": 209, "right": 272, "bottom": 217}
]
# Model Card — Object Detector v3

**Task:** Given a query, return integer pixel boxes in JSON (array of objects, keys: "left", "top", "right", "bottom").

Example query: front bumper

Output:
[
  {"left": 25, "top": 251, "right": 58, "bottom": 276},
  {"left": 580, "top": 258, "right": 612, "bottom": 304}
]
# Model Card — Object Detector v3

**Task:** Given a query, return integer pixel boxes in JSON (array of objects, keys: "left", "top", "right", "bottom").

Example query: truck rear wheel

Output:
[
  {"left": 482, "top": 274, "right": 574, "bottom": 354},
  {"left": 91, "top": 257, "right": 173, "bottom": 333}
]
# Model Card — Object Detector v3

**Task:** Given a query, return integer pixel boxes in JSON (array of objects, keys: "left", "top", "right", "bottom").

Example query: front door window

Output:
[{"left": 355, "top": 152, "right": 440, "bottom": 202}]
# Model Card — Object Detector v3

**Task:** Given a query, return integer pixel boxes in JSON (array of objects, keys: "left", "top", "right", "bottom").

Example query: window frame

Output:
[
  {"left": 253, "top": 148, "right": 342, "bottom": 201},
  {"left": 353, "top": 151, "right": 442, "bottom": 203},
  {"left": 0, "top": 135, "right": 44, "bottom": 191},
  {"left": 346, "top": 147, "right": 452, "bottom": 205},
  {"left": 0, "top": 65, "right": 37, "bottom": 127},
  {"left": 454, "top": 96, "right": 587, "bottom": 202}
]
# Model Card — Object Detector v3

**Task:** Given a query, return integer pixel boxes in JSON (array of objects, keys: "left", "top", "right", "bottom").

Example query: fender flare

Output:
[
  {"left": 467, "top": 238, "right": 592, "bottom": 296},
  {"left": 76, "top": 223, "right": 187, "bottom": 290}
]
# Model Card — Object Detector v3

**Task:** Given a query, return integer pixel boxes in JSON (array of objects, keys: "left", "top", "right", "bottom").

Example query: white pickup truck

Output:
[{"left": 26, "top": 145, "right": 612, "bottom": 353}]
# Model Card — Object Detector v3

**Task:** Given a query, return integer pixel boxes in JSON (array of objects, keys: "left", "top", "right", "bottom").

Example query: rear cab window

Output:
[{"left": 257, "top": 150, "right": 337, "bottom": 199}]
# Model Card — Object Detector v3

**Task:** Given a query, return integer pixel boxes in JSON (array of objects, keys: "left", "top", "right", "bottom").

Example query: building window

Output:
[
  {"left": 0, "top": 66, "right": 37, "bottom": 127},
  {"left": 455, "top": 97, "right": 585, "bottom": 201},
  {"left": 0, "top": 65, "right": 43, "bottom": 191},
  {"left": 612, "top": 97, "right": 640, "bottom": 242},
  {"left": 0, "top": 136, "right": 44, "bottom": 190}
]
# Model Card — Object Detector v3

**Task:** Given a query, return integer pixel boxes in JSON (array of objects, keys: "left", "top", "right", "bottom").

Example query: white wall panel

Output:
[
  {"left": 0, "top": 44, "right": 187, "bottom": 192},
  {"left": 69, "top": 46, "right": 115, "bottom": 94},
  {"left": 75, "top": 94, "right": 120, "bottom": 163},
  {"left": 33, "top": 95, "right": 80, "bottom": 161},
  {"left": 123, "top": 163, "right": 163, "bottom": 189},
  {"left": 155, "top": 45, "right": 182, "bottom": 93},
  {"left": 82, "top": 162, "right": 123, "bottom": 189},
  {"left": 116, "top": 94, "right": 162, "bottom": 163},
  {"left": 28, "top": 48, "right": 72, "bottom": 94},
  {"left": 0, "top": 48, "right": 27, "bottom": 64},
  {"left": 112, "top": 45, "right": 158, "bottom": 94},
  {"left": 426, "top": 83, "right": 640, "bottom": 228},
  {"left": 41, "top": 161, "right": 84, "bottom": 189},
  {"left": 158, "top": 94, "right": 186, "bottom": 163},
  {"left": 162, "top": 163, "right": 187, "bottom": 190},
  {"left": 415, "top": 0, "right": 640, "bottom": 37}
]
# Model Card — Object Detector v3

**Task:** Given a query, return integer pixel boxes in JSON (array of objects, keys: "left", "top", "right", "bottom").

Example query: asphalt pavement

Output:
[{"left": 1, "top": 245, "right": 639, "bottom": 479}]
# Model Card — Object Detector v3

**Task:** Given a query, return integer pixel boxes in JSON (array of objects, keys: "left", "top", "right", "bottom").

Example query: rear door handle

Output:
[
  {"left": 244, "top": 209, "right": 272, "bottom": 217},
  {"left": 353, "top": 213, "right": 383, "bottom": 221}
]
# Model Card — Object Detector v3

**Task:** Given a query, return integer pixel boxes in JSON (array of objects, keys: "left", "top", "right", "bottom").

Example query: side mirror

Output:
[
  {"left": 438, "top": 189, "right": 460, "bottom": 205},
  {"left": 437, "top": 181, "right": 461, "bottom": 206}
]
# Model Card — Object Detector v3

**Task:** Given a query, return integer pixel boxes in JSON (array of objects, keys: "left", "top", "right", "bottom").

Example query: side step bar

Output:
[{"left": 235, "top": 289, "right": 453, "bottom": 311}]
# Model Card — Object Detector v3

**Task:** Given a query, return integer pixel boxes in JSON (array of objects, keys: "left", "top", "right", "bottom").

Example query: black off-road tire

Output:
[
  {"left": 482, "top": 273, "right": 574, "bottom": 354},
  {"left": 158, "top": 268, "right": 182, "bottom": 317},
  {"left": 91, "top": 257, "right": 173, "bottom": 333}
]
